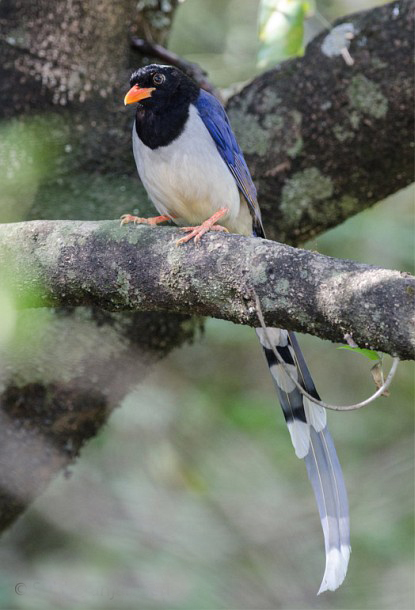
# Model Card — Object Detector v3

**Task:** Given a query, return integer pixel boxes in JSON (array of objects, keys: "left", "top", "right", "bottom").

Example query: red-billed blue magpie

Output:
[{"left": 123, "top": 64, "right": 350, "bottom": 593}]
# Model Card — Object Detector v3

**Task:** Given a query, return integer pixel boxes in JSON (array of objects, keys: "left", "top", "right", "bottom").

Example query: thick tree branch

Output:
[
  {"left": 1, "top": 220, "right": 413, "bottom": 360},
  {"left": 226, "top": 0, "right": 414, "bottom": 244}
]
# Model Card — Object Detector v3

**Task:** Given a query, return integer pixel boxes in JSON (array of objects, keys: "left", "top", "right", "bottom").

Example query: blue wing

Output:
[{"left": 195, "top": 90, "right": 264, "bottom": 235}]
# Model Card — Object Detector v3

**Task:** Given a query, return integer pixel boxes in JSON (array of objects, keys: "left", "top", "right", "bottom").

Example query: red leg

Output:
[
  {"left": 120, "top": 214, "right": 171, "bottom": 226},
  {"left": 176, "top": 207, "right": 229, "bottom": 245}
]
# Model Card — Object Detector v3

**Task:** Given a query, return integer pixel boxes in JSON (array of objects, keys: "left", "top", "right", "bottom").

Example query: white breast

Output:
[{"left": 132, "top": 105, "right": 244, "bottom": 229}]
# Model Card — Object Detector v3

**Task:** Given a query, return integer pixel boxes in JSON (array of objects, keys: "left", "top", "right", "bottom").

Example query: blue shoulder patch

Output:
[{"left": 194, "top": 90, "right": 263, "bottom": 232}]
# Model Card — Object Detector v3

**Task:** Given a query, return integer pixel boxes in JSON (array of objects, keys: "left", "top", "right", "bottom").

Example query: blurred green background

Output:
[{"left": 0, "top": 1, "right": 413, "bottom": 609}]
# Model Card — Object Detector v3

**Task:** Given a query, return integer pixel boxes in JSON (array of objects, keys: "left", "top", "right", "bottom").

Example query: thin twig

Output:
[
  {"left": 340, "top": 46, "right": 355, "bottom": 66},
  {"left": 130, "top": 37, "right": 221, "bottom": 98},
  {"left": 254, "top": 294, "right": 399, "bottom": 412}
]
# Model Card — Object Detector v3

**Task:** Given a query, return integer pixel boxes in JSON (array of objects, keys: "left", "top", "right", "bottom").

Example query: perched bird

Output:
[{"left": 123, "top": 64, "right": 350, "bottom": 593}]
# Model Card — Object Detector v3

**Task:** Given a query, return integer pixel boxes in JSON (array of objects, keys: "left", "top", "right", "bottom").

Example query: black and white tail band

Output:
[{"left": 256, "top": 327, "right": 351, "bottom": 593}]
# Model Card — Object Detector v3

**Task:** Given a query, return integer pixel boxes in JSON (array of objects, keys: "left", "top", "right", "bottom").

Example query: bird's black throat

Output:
[{"left": 134, "top": 99, "right": 191, "bottom": 149}]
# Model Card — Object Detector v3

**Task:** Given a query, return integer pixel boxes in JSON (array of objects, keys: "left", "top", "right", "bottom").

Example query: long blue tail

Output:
[{"left": 256, "top": 326, "right": 351, "bottom": 593}]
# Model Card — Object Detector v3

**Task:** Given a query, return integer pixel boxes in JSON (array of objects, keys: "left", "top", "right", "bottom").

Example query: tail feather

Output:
[
  {"left": 256, "top": 326, "right": 351, "bottom": 593},
  {"left": 305, "top": 427, "right": 350, "bottom": 593}
]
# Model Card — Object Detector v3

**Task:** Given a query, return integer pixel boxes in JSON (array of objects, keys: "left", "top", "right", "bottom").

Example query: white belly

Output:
[{"left": 132, "top": 105, "right": 245, "bottom": 231}]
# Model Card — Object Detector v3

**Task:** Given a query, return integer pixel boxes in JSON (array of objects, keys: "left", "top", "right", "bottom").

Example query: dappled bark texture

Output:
[
  {"left": 227, "top": 0, "right": 414, "bottom": 244},
  {"left": 1, "top": 220, "right": 414, "bottom": 359}
]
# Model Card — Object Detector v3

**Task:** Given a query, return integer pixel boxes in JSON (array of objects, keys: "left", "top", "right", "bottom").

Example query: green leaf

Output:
[
  {"left": 337, "top": 346, "right": 381, "bottom": 361},
  {"left": 257, "top": 0, "right": 315, "bottom": 68}
]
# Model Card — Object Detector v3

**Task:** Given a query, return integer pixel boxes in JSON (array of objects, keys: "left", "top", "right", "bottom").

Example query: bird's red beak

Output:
[{"left": 124, "top": 84, "right": 155, "bottom": 105}]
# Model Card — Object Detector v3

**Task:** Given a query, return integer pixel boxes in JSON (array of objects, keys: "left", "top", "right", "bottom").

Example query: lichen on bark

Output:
[{"left": 226, "top": 0, "right": 414, "bottom": 245}]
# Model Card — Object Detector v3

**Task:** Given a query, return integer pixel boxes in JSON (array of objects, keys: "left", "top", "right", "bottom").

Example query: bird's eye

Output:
[{"left": 153, "top": 73, "right": 165, "bottom": 85}]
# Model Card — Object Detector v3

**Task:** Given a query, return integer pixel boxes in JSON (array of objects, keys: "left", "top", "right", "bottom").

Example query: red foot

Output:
[
  {"left": 176, "top": 207, "right": 229, "bottom": 245},
  {"left": 120, "top": 214, "right": 171, "bottom": 226}
]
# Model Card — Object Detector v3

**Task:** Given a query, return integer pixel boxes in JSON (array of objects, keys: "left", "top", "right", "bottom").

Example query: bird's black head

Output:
[
  {"left": 124, "top": 64, "right": 199, "bottom": 114},
  {"left": 124, "top": 64, "right": 200, "bottom": 149}
]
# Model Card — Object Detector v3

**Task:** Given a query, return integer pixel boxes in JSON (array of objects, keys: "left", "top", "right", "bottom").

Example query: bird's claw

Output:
[
  {"left": 120, "top": 214, "right": 170, "bottom": 227},
  {"left": 176, "top": 223, "right": 229, "bottom": 245},
  {"left": 120, "top": 214, "right": 146, "bottom": 226},
  {"left": 175, "top": 206, "right": 229, "bottom": 245}
]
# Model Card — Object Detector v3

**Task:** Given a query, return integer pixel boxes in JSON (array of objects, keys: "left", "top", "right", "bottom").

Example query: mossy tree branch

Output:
[{"left": 1, "top": 220, "right": 414, "bottom": 360}]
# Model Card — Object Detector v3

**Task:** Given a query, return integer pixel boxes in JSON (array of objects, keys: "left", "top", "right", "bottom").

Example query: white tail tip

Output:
[{"left": 317, "top": 545, "right": 351, "bottom": 594}]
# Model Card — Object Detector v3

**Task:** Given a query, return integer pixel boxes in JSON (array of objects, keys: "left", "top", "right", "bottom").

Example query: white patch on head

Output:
[
  {"left": 132, "top": 105, "right": 246, "bottom": 232},
  {"left": 318, "top": 544, "right": 351, "bottom": 594},
  {"left": 304, "top": 396, "right": 327, "bottom": 431},
  {"left": 287, "top": 419, "right": 310, "bottom": 459}
]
